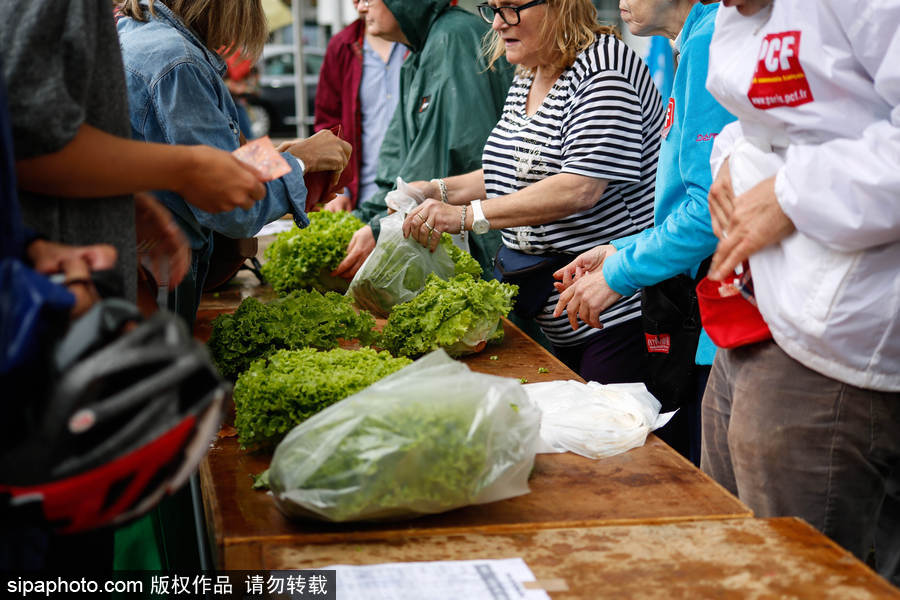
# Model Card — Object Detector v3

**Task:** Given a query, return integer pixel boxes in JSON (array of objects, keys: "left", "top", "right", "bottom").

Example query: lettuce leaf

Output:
[
  {"left": 379, "top": 273, "right": 517, "bottom": 358},
  {"left": 234, "top": 347, "right": 412, "bottom": 448},
  {"left": 208, "top": 290, "right": 376, "bottom": 379},
  {"left": 261, "top": 210, "right": 363, "bottom": 295}
]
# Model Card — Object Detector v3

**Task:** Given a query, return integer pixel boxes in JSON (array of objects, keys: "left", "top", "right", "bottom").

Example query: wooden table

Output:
[
  {"left": 261, "top": 517, "right": 899, "bottom": 599},
  {"left": 195, "top": 273, "right": 750, "bottom": 570}
]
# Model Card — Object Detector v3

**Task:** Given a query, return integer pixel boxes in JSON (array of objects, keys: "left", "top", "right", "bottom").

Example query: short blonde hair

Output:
[
  {"left": 485, "top": 0, "right": 618, "bottom": 74},
  {"left": 120, "top": 0, "right": 267, "bottom": 62}
]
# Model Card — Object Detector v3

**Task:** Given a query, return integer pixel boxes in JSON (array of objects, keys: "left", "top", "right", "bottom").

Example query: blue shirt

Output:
[
  {"left": 117, "top": 2, "right": 308, "bottom": 252},
  {"left": 357, "top": 39, "right": 404, "bottom": 206},
  {"left": 602, "top": 3, "right": 735, "bottom": 365}
]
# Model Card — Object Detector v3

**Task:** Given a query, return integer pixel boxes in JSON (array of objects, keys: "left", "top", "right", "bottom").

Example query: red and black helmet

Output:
[{"left": 0, "top": 300, "right": 228, "bottom": 533}]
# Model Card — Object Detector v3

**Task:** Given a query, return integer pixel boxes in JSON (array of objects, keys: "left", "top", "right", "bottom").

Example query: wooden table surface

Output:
[
  {"left": 195, "top": 273, "right": 750, "bottom": 570},
  {"left": 261, "top": 517, "right": 899, "bottom": 599}
]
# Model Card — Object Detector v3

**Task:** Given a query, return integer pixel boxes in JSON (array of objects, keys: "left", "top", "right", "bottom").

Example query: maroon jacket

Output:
[{"left": 313, "top": 19, "right": 365, "bottom": 206}]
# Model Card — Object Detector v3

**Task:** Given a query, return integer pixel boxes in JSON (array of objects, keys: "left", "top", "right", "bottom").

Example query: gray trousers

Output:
[{"left": 701, "top": 340, "right": 900, "bottom": 585}]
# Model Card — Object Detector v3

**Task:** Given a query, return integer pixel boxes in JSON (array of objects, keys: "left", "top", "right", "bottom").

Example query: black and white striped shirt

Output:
[{"left": 483, "top": 34, "right": 664, "bottom": 347}]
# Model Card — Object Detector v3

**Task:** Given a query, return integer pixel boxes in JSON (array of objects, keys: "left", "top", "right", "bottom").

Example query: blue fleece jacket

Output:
[{"left": 602, "top": 3, "right": 733, "bottom": 365}]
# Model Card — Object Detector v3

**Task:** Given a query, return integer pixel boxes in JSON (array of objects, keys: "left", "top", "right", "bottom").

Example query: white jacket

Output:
[{"left": 706, "top": 1, "right": 900, "bottom": 391}]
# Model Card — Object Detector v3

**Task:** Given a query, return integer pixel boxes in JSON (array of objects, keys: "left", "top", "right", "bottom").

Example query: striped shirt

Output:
[{"left": 482, "top": 34, "right": 664, "bottom": 347}]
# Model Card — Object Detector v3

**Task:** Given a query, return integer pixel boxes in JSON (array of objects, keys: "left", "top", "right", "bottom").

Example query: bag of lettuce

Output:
[{"left": 267, "top": 350, "right": 541, "bottom": 522}]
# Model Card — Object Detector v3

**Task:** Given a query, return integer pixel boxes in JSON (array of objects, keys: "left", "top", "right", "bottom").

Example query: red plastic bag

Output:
[{"left": 696, "top": 275, "right": 772, "bottom": 349}]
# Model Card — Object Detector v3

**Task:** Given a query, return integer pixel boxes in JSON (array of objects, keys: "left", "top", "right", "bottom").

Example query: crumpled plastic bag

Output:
[
  {"left": 347, "top": 211, "right": 456, "bottom": 317},
  {"left": 349, "top": 177, "right": 479, "bottom": 316},
  {"left": 268, "top": 350, "right": 541, "bottom": 522},
  {"left": 523, "top": 380, "right": 675, "bottom": 459},
  {"left": 385, "top": 177, "right": 470, "bottom": 253}
]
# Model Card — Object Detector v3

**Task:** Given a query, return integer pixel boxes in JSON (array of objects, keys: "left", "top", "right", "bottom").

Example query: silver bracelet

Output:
[
  {"left": 431, "top": 178, "right": 449, "bottom": 204},
  {"left": 459, "top": 205, "right": 467, "bottom": 234}
]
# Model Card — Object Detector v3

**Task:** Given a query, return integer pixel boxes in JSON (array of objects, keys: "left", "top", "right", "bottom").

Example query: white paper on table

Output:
[
  {"left": 256, "top": 219, "right": 297, "bottom": 237},
  {"left": 524, "top": 380, "right": 677, "bottom": 459},
  {"left": 316, "top": 557, "right": 552, "bottom": 600}
]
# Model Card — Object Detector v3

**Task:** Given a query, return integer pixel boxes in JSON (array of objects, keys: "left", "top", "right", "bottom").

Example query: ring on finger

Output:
[{"left": 416, "top": 212, "right": 427, "bottom": 223}]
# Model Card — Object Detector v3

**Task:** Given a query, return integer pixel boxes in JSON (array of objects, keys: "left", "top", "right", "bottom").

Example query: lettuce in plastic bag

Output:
[
  {"left": 347, "top": 212, "right": 482, "bottom": 317},
  {"left": 268, "top": 350, "right": 541, "bottom": 521},
  {"left": 261, "top": 211, "right": 363, "bottom": 295},
  {"left": 234, "top": 347, "right": 411, "bottom": 448},
  {"left": 207, "top": 290, "right": 376, "bottom": 379},
  {"left": 379, "top": 273, "right": 517, "bottom": 357}
]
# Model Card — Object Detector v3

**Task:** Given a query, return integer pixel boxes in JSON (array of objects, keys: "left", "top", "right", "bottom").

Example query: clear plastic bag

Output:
[
  {"left": 386, "top": 178, "right": 469, "bottom": 253},
  {"left": 268, "top": 350, "right": 541, "bottom": 522},
  {"left": 348, "top": 178, "right": 475, "bottom": 316},
  {"left": 347, "top": 211, "right": 456, "bottom": 317}
]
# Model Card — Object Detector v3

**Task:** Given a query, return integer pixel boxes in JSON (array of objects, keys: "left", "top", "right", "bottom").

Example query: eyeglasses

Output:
[
  {"left": 360, "top": 0, "right": 376, "bottom": 8},
  {"left": 477, "top": 0, "right": 547, "bottom": 26}
]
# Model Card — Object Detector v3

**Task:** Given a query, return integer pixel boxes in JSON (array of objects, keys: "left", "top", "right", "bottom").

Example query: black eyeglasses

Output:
[{"left": 477, "top": 0, "right": 547, "bottom": 26}]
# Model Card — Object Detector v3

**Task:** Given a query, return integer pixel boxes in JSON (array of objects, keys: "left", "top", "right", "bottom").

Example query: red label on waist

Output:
[
  {"left": 748, "top": 31, "right": 814, "bottom": 110},
  {"left": 645, "top": 333, "right": 671, "bottom": 354}
]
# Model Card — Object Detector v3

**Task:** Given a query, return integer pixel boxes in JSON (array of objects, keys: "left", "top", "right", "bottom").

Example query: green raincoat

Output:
[{"left": 353, "top": 0, "right": 514, "bottom": 276}]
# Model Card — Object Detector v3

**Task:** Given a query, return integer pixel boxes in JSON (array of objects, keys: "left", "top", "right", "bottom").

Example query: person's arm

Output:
[
  {"left": 409, "top": 169, "right": 486, "bottom": 205},
  {"left": 405, "top": 67, "right": 654, "bottom": 245},
  {"left": 144, "top": 61, "right": 309, "bottom": 239},
  {"left": 603, "top": 27, "right": 736, "bottom": 296},
  {"left": 772, "top": 1, "right": 900, "bottom": 253},
  {"left": 15, "top": 124, "right": 266, "bottom": 213}
]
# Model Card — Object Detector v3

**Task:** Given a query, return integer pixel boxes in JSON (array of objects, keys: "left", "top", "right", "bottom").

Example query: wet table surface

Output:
[{"left": 260, "top": 517, "right": 900, "bottom": 600}]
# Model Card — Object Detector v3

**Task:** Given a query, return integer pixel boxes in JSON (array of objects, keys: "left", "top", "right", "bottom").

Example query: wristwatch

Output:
[{"left": 470, "top": 199, "right": 490, "bottom": 235}]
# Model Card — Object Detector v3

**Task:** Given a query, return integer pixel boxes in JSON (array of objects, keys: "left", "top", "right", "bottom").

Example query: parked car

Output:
[{"left": 245, "top": 44, "right": 324, "bottom": 138}]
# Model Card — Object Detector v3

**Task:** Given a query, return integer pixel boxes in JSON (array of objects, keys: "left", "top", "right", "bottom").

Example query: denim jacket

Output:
[{"left": 117, "top": 2, "right": 308, "bottom": 251}]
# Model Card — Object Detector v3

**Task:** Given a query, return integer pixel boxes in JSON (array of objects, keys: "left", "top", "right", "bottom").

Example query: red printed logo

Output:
[
  {"left": 661, "top": 97, "right": 675, "bottom": 139},
  {"left": 645, "top": 333, "right": 671, "bottom": 354},
  {"left": 748, "top": 31, "right": 814, "bottom": 110}
]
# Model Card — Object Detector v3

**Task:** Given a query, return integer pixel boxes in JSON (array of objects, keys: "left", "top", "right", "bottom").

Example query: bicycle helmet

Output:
[{"left": 0, "top": 300, "right": 229, "bottom": 533}]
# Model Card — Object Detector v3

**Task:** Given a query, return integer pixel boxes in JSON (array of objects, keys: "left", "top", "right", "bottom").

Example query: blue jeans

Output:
[{"left": 701, "top": 340, "right": 900, "bottom": 583}]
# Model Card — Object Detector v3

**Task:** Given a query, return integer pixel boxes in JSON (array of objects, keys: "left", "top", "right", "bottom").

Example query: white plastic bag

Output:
[
  {"left": 523, "top": 380, "right": 675, "bottom": 459},
  {"left": 268, "top": 350, "right": 541, "bottom": 522}
]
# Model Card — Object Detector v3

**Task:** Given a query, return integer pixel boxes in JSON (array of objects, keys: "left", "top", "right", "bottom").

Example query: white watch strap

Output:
[{"left": 471, "top": 199, "right": 486, "bottom": 224}]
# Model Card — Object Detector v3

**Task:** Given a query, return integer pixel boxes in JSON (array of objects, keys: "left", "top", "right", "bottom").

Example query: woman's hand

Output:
[
  {"left": 178, "top": 145, "right": 267, "bottom": 213},
  {"left": 708, "top": 176, "right": 795, "bottom": 281},
  {"left": 552, "top": 246, "right": 620, "bottom": 330},
  {"left": 708, "top": 157, "right": 735, "bottom": 240},
  {"left": 553, "top": 266, "right": 622, "bottom": 331},
  {"left": 408, "top": 179, "right": 440, "bottom": 202},
  {"left": 135, "top": 192, "right": 190, "bottom": 288},
  {"left": 332, "top": 225, "right": 376, "bottom": 279},
  {"left": 552, "top": 245, "right": 614, "bottom": 292},
  {"left": 402, "top": 199, "right": 464, "bottom": 252}
]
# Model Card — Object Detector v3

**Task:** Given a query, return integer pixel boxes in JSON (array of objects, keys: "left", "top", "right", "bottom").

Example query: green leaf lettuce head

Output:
[
  {"left": 268, "top": 350, "right": 541, "bottom": 522},
  {"left": 261, "top": 210, "right": 363, "bottom": 295},
  {"left": 379, "top": 273, "right": 517, "bottom": 358},
  {"left": 234, "top": 347, "right": 412, "bottom": 448},
  {"left": 207, "top": 290, "right": 376, "bottom": 379}
]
